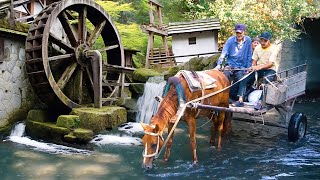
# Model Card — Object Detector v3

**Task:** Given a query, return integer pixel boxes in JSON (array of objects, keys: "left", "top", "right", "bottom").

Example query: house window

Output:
[
  {"left": 0, "top": 38, "right": 4, "bottom": 63},
  {"left": 188, "top": 37, "right": 196, "bottom": 45}
]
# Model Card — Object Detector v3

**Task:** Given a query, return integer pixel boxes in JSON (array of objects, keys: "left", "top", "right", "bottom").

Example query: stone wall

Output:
[{"left": 0, "top": 37, "right": 38, "bottom": 129}]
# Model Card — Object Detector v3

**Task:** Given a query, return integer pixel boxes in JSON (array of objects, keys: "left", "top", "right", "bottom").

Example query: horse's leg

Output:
[
  {"left": 223, "top": 112, "right": 232, "bottom": 135},
  {"left": 186, "top": 113, "right": 198, "bottom": 164},
  {"left": 210, "top": 113, "right": 217, "bottom": 147},
  {"left": 217, "top": 111, "right": 226, "bottom": 149},
  {"left": 164, "top": 122, "right": 174, "bottom": 161}
]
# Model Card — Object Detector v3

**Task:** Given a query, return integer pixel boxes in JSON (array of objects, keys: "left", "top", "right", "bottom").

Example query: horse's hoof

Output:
[
  {"left": 210, "top": 146, "right": 216, "bottom": 150},
  {"left": 164, "top": 158, "right": 169, "bottom": 162}
]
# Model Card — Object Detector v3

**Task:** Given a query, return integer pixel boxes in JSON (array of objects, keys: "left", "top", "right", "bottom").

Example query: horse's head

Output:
[{"left": 140, "top": 122, "right": 164, "bottom": 170}]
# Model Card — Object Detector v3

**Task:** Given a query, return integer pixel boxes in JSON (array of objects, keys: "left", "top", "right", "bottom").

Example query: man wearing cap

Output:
[
  {"left": 251, "top": 37, "right": 261, "bottom": 52},
  {"left": 249, "top": 31, "right": 278, "bottom": 110},
  {"left": 215, "top": 23, "right": 252, "bottom": 107}
]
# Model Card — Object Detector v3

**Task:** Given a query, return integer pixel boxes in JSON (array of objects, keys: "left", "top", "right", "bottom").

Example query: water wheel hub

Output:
[{"left": 25, "top": 0, "right": 124, "bottom": 110}]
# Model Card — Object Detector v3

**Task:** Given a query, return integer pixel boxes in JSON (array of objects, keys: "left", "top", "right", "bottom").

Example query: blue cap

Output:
[
  {"left": 259, "top": 32, "right": 272, "bottom": 40},
  {"left": 235, "top": 24, "right": 246, "bottom": 33}
]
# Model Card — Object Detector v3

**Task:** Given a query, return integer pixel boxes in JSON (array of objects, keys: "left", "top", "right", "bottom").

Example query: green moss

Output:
[
  {"left": 25, "top": 120, "right": 71, "bottom": 143},
  {"left": 63, "top": 133, "right": 77, "bottom": 143},
  {"left": 133, "top": 68, "right": 162, "bottom": 83},
  {"left": 56, "top": 115, "right": 80, "bottom": 129},
  {"left": 179, "top": 54, "right": 221, "bottom": 71},
  {"left": 73, "top": 128, "right": 94, "bottom": 143},
  {"left": 129, "top": 84, "right": 144, "bottom": 97},
  {"left": 70, "top": 106, "right": 127, "bottom": 133},
  {"left": 0, "top": 19, "right": 30, "bottom": 34},
  {"left": 27, "top": 109, "right": 49, "bottom": 122}
]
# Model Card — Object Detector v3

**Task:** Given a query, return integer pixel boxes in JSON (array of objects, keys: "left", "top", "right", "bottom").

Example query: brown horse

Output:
[{"left": 140, "top": 69, "right": 231, "bottom": 169}]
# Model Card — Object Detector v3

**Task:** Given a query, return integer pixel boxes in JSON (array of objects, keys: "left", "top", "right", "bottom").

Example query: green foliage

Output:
[
  {"left": 96, "top": 1, "right": 134, "bottom": 22},
  {"left": 184, "top": 0, "right": 320, "bottom": 42}
]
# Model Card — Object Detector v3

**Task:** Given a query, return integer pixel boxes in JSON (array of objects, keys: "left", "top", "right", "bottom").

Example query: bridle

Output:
[{"left": 142, "top": 131, "right": 164, "bottom": 159}]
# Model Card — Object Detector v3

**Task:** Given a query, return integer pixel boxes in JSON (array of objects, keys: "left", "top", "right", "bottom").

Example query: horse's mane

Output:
[{"left": 152, "top": 86, "right": 179, "bottom": 124}]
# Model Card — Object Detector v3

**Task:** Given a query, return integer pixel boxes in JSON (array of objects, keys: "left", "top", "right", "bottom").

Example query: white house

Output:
[{"left": 168, "top": 19, "right": 220, "bottom": 63}]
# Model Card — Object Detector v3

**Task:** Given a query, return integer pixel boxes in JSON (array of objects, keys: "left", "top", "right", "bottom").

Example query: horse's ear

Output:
[
  {"left": 153, "top": 124, "right": 160, "bottom": 133},
  {"left": 140, "top": 121, "right": 148, "bottom": 131}
]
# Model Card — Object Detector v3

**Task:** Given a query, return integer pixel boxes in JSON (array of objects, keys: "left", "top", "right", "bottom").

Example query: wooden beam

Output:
[
  {"left": 141, "top": 25, "right": 168, "bottom": 36},
  {"left": 149, "top": 0, "right": 163, "bottom": 7}
]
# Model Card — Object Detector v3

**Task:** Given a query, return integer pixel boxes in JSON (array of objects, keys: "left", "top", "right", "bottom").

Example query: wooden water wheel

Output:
[{"left": 25, "top": 0, "right": 124, "bottom": 111}]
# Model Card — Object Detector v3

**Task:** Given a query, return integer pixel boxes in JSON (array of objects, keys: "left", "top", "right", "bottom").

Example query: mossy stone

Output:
[
  {"left": 56, "top": 115, "right": 80, "bottom": 129},
  {"left": 0, "top": 18, "right": 30, "bottom": 34},
  {"left": 133, "top": 68, "right": 162, "bottom": 83},
  {"left": 27, "top": 109, "right": 49, "bottom": 122},
  {"left": 25, "top": 120, "right": 71, "bottom": 143},
  {"left": 129, "top": 83, "right": 144, "bottom": 97},
  {"left": 70, "top": 106, "right": 127, "bottom": 133},
  {"left": 73, "top": 128, "right": 94, "bottom": 143},
  {"left": 64, "top": 134, "right": 77, "bottom": 143}
]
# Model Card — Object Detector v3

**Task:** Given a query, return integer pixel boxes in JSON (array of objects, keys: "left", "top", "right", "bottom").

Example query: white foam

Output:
[
  {"left": 90, "top": 134, "right": 142, "bottom": 146},
  {"left": 7, "top": 136, "right": 92, "bottom": 155},
  {"left": 118, "top": 122, "right": 144, "bottom": 135},
  {"left": 6, "top": 122, "right": 91, "bottom": 155}
]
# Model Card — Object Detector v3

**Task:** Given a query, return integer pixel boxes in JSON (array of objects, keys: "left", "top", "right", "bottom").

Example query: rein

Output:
[
  {"left": 155, "top": 70, "right": 255, "bottom": 158},
  {"left": 142, "top": 70, "right": 255, "bottom": 159},
  {"left": 142, "top": 131, "right": 164, "bottom": 158}
]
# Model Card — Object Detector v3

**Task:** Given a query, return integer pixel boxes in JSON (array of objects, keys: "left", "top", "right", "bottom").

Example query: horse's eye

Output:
[{"left": 151, "top": 143, "right": 157, "bottom": 149}]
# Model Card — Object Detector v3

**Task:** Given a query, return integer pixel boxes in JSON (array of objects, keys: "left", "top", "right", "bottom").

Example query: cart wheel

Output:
[{"left": 288, "top": 113, "right": 307, "bottom": 142}]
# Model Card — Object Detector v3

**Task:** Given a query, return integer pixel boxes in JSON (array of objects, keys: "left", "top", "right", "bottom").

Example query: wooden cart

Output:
[{"left": 189, "top": 64, "right": 308, "bottom": 142}]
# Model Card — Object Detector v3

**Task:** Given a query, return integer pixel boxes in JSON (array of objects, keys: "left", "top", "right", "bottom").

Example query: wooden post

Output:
[
  {"left": 144, "top": 0, "right": 171, "bottom": 68},
  {"left": 149, "top": 1, "right": 154, "bottom": 24},
  {"left": 157, "top": 6, "right": 162, "bottom": 26},
  {"left": 145, "top": 32, "right": 154, "bottom": 68},
  {"left": 10, "top": 0, "right": 14, "bottom": 20},
  {"left": 28, "top": 0, "right": 35, "bottom": 15},
  {"left": 91, "top": 50, "right": 102, "bottom": 108}
]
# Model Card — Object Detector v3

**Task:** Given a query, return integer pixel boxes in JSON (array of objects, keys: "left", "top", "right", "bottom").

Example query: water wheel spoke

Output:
[
  {"left": 85, "top": 66, "right": 94, "bottom": 89},
  {"left": 96, "top": 44, "right": 119, "bottom": 52},
  {"left": 48, "top": 53, "right": 75, "bottom": 62},
  {"left": 76, "top": 68, "right": 83, "bottom": 104},
  {"left": 49, "top": 33, "right": 75, "bottom": 52},
  {"left": 58, "top": 11, "right": 78, "bottom": 47},
  {"left": 57, "top": 62, "right": 78, "bottom": 90},
  {"left": 78, "top": 6, "right": 87, "bottom": 43},
  {"left": 87, "top": 19, "right": 106, "bottom": 47}
]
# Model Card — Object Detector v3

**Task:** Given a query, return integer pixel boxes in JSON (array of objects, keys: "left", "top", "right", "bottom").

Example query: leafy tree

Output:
[{"left": 184, "top": 0, "right": 320, "bottom": 42}]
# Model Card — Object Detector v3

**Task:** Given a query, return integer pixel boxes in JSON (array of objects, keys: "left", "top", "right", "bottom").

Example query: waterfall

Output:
[
  {"left": 10, "top": 122, "right": 26, "bottom": 137},
  {"left": 135, "top": 76, "right": 166, "bottom": 124},
  {"left": 6, "top": 122, "right": 91, "bottom": 155}
]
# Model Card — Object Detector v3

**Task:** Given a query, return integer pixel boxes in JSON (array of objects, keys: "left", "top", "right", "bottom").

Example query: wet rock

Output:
[
  {"left": 70, "top": 106, "right": 127, "bottom": 133},
  {"left": 64, "top": 134, "right": 77, "bottom": 143},
  {"left": 56, "top": 115, "right": 80, "bottom": 129},
  {"left": 27, "top": 109, "right": 49, "bottom": 122},
  {"left": 132, "top": 68, "right": 162, "bottom": 83},
  {"left": 73, "top": 128, "right": 94, "bottom": 143},
  {"left": 25, "top": 120, "right": 71, "bottom": 143},
  {"left": 129, "top": 83, "right": 144, "bottom": 97}
]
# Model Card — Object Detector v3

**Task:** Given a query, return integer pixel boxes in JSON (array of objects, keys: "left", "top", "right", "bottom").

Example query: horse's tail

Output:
[{"left": 163, "top": 77, "right": 186, "bottom": 106}]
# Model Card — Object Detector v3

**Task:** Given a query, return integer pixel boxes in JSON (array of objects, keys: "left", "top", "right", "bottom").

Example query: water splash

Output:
[
  {"left": 135, "top": 76, "right": 166, "bottom": 124},
  {"left": 6, "top": 122, "right": 92, "bottom": 155},
  {"left": 10, "top": 122, "right": 26, "bottom": 137}
]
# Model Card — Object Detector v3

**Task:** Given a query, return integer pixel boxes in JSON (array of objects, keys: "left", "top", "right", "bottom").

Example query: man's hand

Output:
[{"left": 251, "top": 66, "right": 260, "bottom": 71}]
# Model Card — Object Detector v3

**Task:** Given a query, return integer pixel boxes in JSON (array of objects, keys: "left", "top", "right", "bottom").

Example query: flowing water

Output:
[
  {"left": 0, "top": 84, "right": 320, "bottom": 179},
  {"left": 136, "top": 76, "right": 166, "bottom": 124}
]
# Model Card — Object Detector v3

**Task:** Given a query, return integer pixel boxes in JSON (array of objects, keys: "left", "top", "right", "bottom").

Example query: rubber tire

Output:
[{"left": 288, "top": 112, "right": 307, "bottom": 142}]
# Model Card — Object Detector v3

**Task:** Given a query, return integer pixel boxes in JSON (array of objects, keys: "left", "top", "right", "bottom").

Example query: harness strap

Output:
[{"left": 156, "top": 70, "right": 255, "bottom": 158}]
